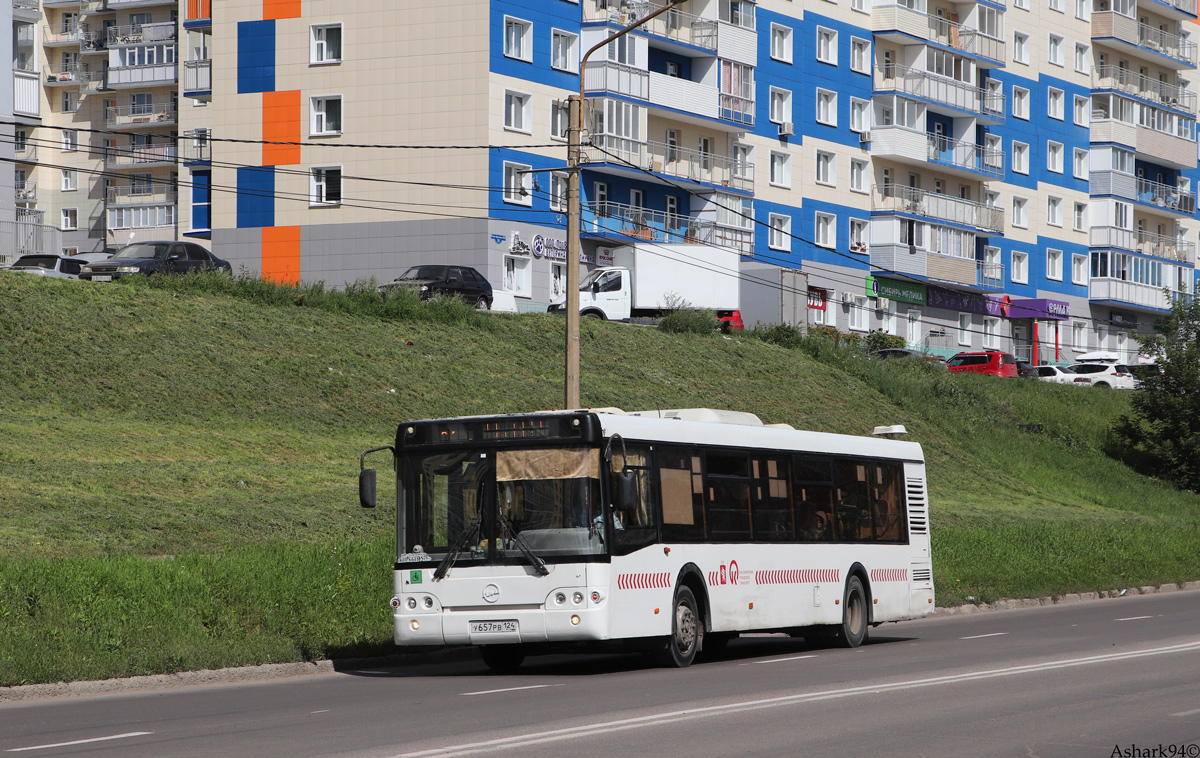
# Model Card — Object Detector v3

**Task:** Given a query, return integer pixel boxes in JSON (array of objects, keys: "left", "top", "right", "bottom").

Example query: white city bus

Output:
[{"left": 358, "top": 408, "right": 934, "bottom": 670}]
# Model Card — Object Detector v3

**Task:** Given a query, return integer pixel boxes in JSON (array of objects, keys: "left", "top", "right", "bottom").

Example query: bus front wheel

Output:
[
  {"left": 655, "top": 585, "right": 702, "bottom": 668},
  {"left": 837, "top": 576, "right": 868, "bottom": 648},
  {"left": 480, "top": 645, "right": 526, "bottom": 672}
]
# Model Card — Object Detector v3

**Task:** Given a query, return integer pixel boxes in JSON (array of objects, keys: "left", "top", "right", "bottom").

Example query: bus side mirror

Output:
[
  {"left": 613, "top": 471, "right": 638, "bottom": 513},
  {"left": 359, "top": 468, "right": 377, "bottom": 509}
]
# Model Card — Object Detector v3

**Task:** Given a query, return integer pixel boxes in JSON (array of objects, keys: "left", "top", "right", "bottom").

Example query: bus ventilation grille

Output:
[
  {"left": 911, "top": 568, "right": 933, "bottom": 584},
  {"left": 906, "top": 478, "right": 928, "bottom": 534}
]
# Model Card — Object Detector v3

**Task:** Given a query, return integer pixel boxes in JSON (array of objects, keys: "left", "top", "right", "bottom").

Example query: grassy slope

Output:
[{"left": 1, "top": 273, "right": 1197, "bottom": 685}]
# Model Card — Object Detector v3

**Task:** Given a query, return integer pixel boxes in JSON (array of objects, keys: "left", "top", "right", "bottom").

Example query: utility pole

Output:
[{"left": 564, "top": 1, "right": 683, "bottom": 411}]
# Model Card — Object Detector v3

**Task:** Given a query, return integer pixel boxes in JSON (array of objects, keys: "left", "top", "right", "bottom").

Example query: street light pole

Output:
[{"left": 565, "top": 1, "right": 683, "bottom": 410}]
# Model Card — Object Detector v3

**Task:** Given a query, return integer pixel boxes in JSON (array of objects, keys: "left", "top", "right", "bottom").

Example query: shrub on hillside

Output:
[
  {"left": 864, "top": 330, "right": 906, "bottom": 353},
  {"left": 657, "top": 307, "right": 720, "bottom": 335}
]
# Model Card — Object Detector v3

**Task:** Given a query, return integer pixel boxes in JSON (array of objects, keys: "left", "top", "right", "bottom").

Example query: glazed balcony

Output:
[
  {"left": 582, "top": 201, "right": 753, "bottom": 254},
  {"left": 583, "top": 1, "right": 718, "bottom": 53},
  {"left": 1091, "top": 225, "right": 1195, "bottom": 263},
  {"left": 13, "top": 0, "right": 40, "bottom": 19},
  {"left": 873, "top": 6, "right": 1005, "bottom": 67},
  {"left": 870, "top": 242, "right": 1004, "bottom": 290},
  {"left": 581, "top": 135, "right": 754, "bottom": 192},
  {"left": 107, "top": 22, "right": 175, "bottom": 47},
  {"left": 184, "top": 59, "right": 211, "bottom": 95},
  {"left": 107, "top": 62, "right": 177, "bottom": 88},
  {"left": 1093, "top": 66, "right": 1196, "bottom": 113},
  {"left": 1091, "top": 12, "right": 1197, "bottom": 68},
  {"left": 107, "top": 103, "right": 177, "bottom": 128},
  {"left": 585, "top": 61, "right": 753, "bottom": 128},
  {"left": 873, "top": 183, "right": 1005, "bottom": 234},
  {"left": 105, "top": 144, "right": 178, "bottom": 169},
  {"left": 874, "top": 64, "right": 1004, "bottom": 120}
]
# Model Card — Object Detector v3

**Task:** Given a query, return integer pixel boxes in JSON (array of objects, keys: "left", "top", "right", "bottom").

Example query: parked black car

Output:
[
  {"left": 79, "top": 241, "right": 231, "bottom": 281},
  {"left": 1015, "top": 360, "right": 1038, "bottom": 379},
  {"left": 379, "top": 265, "right": 493, "bottom": 309}
]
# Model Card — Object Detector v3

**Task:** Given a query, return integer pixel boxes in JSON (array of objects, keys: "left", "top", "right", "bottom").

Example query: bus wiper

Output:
[
  {"left": 433, "top": 513, "right": 482, "bottom": 581},
  {"left": 497, "top": 508, "right": 549, "bottom": 576}
]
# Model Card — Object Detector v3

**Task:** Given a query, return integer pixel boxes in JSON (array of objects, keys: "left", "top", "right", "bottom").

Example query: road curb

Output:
[{"left": 931, "top": 580, "right": 1200, "bottom": 617}]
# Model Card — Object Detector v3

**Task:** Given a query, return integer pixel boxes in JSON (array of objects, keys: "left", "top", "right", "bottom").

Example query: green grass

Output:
[{"left": 1, "top": 271, "right": 1198, "bottom": 685}]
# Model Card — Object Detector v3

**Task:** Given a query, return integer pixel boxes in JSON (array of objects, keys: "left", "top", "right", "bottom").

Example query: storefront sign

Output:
[
  {"left": 808, "top": 287, "right": 828, "bottom": 311},
  {"left": 926, "top": 285, "right": 1006, "bottom": 317},
  {"left": 866, "top": 276, "right": 926, "bottom": 305},
  {"left": 531, "top": 234, "right": 588, "bottom": 263},
  {"left": 1009, "top": 298, "right": 1071, "bottom": 321},
  {"left": 597, "top": 247, "right": 615, "bottom": 266},
  {"left": 1111, "top": 312, "right": 1138, "bottom": 328}
]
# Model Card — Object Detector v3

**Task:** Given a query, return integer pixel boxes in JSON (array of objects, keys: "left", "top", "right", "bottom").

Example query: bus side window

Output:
[
  {"left": 659, "top": 445, "right": 704, "bottom": 542},
  {"left": 794, "top": 456, "right": 833, "bottom": 542},
  {"left": 704, "top": 453, "right": 751, "bottom": 541},
  {"left": 752, "top": 456, "right": 794, "bottom": 541},
  {"left": 611, "top": 444, "right": 659, "bottom": 554},
  {"left": 832, "top": 460, "right": 870, "bottom": 542},
  {"left": 871, "top": 462, "right": 906, "bottom": 542}
]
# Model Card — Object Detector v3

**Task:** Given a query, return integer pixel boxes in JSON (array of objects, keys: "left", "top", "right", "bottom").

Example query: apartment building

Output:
[{"left": 8, "top": 0, "right": 1196, "bottom": 364}]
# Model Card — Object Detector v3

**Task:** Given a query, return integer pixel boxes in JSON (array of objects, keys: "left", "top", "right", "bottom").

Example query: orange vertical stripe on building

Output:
[
  {"left": 262, "top": 226, "right": 301, "bottom": 285},
  {"left": 263, "top": 0, "right": 301, "bottom": 20},
  {"left": 262, "top": 91, "right": 301, "bottom": 166}
]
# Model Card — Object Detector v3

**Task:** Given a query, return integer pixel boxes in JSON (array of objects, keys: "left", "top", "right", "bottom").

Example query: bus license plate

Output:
[{"left": 470, "top": 620, "right": 518, "bottom": 634}]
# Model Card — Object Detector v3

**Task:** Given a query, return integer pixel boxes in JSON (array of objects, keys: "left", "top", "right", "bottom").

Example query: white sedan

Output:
[{"left": 1034, "top": 365, "right": 1092, "bottom": 385}]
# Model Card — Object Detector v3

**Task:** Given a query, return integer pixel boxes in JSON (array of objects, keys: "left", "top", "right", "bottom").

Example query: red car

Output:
[{"left": 945, "top": 351, "right": 1019, "bottom": 378}]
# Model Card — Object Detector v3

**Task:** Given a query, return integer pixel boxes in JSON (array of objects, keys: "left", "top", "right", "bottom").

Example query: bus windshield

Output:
[{"left": 403, "top": 446, "right": 605, "bottom": 563}]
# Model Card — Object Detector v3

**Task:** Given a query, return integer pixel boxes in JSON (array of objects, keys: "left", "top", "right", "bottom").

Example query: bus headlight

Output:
[
  {"left": 423, "top": 596, "right": 434, "bottom": 609},
  {"left": 411, "top": 620, "right": 420, "bottom": 630},
  {"left": 390, "top": 597, "right": 401, "bottom": 609},
  {"left": 407, "top": 597, "right": 417, "bottom": 610},
  {"left": 555, "top": 592, "right": 567, "bottom": 605},
  {"left": 573, "top": 592, "right": 584, "bottom": 605}
]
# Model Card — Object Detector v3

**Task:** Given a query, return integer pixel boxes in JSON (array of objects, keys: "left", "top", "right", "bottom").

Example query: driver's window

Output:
[
  {"left": 447, "top": 268, "right": 462, "bottom": 283},
  {"left": 599, "top": 271, "right": 622, "bottom": 292},
  {"left": 611, "top": 444, "right": 658, "bottom": 554}
]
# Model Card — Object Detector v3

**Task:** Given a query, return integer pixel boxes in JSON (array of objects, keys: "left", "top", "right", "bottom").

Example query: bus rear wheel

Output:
[
  {"left": 480, "top": 645, "right": 526, "bottom": 672},
  {"left": 837, "top": 576, "right": 868, "bottom": 648},
  {"left": 655, "top": 586, "right": 702, "bottom": 668}
]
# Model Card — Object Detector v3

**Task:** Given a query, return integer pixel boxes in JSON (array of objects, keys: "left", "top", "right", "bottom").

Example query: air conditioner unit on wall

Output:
[
  {"left": 842, "top": 291, "right": 856, "bottom": 304},
  {"left": 877, "top": 297, "right": 891, "bottom": 309},
  {"left": 859, "top": 130, "right": 872, "bottom": 144},
  {"left": 778, "top": 121, "right": 794, "bottom": 137}
]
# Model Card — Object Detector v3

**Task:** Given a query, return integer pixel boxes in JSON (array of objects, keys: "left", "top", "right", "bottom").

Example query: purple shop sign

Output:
[
  {"left": 1008, "top": 298, "right": 1070, "bottom": 321},
  {"left": 926, "top": 285, "right": 1005, "bottom": 316}
]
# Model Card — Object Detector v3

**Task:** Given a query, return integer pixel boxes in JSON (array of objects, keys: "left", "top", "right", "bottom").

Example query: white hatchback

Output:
[
  {"left": 1034, "top": 365, "right": 1092, "bottom": 386},
  {"left": 1067, "top": 363, "right": 1138, "bottom": 390}
]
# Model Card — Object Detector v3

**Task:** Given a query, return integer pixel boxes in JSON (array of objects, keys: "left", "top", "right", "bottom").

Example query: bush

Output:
[
  {"left": 864, "top": 330, "right": 906, "bottom": 353},
  {"left": 809, "top": 325, "right": 841, "bottom": 344},
  {"left": 658, "top": 307, "right": 721, "bottom": 335}
]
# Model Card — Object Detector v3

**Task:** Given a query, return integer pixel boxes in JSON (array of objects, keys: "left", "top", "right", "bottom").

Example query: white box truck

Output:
[{"left": 548, "top": 244, "right": 742, "bottom": 327}]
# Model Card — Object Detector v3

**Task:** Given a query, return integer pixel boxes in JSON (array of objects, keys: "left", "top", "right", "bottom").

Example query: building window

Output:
[
  {"left": 504, "top": 17, "right": 532, "bottom": 62},
  {"left": 1048, "top": 88, "right": 1064, "bottom": 120},
  {"left": 815, "top": 150, "right": 836, "bottom": 186},
  {"left": 1076, "top": 0, "right": 1088, "bottom": 16},
  {"left": 1048, "top": 34, "right": 1064, "bottom": 66},
  {"left": 816, "top": 27, "right": 837, "bottom": 65},
  {"left": 1012, "top": 251, "right": 1028, "bottom": 283},
  {"left": 550, "top": 263, "right": 566, "bottom": 301},
  {"left": 958, "top": 313, "right": 972, "bottom": 346},
  {"left": 768, "top": 213, "right": 791, "bottom": 251},
  {"left": 849, "top": 296, "right": 868, "bottom": 331},
  {"left": 550, "top": 100, "right": 569, "bottom": 140},
  {"left": 769, "top": 87, "right": 791, "bottom": 124},
  {"left": 851, "top": 38, "right": 870, "bottom": 73},
  {"left": 62, "top": 129, "right": 78, "bottom": 152},
  {"left": 850, "top": 158, "right": 868, "bottom": 193},
  {"left": 1074, "top": 43, "right": 1089, "bottom": 73},
  {"left": 1013, "top": 33, "right": 1029, "bottom": 64},
  {"left": 1074, "top": 148, "right": 1089, "bottom": 179},
  {"left": 1073, "top": 253, "right": 1088, "bottom": 284},
  {"left": 504, "top": 90, "right": 531, "bottom": 133},
  {"left": 1050, "top": 0, "right": 1063, "bottom": 11},
  {"left": 550, "top": 172, "right": 568, "bottom": 212},
  {"left": 1013, "top": 87, "right": 1029, "bottom": 119},
  {"left": 771, "top": 23, "right": 793, "bottom": 63},
  {"left": 983, "top": 317, "right": 1000, "bottom": 349},
  {"left": 850, "top": 98, "right": 869, "bottom": 133},
  {"left": 769, "top": 151, "right": 791, "bottom": 187},
  {"left": 503, "top": 255, "right": 531, "bottom": 297},
  {"left": 1074, "top": 95, "right": 1090, "bottom": 126},
  {"left": 1047, "top": 248, "right": 1063, "bottom": 280},
  {"left": 1047, "top": 196, "right": 1062, "bottom": 227},
  {"left": 816, "top": 89, "right": 837, "bottom": 126},
  {"left": 503, "top": 161, "right": 531, "bottom": 205},
  {"left": 849, "top": 218, "right": 868, "bottom": 251},
  {"left": 61, "top": 169, "right": 77, "bottom": 191},
  {"left": 1013, "top": 197, "right": 1029, "bottom": 228},
  {"left": 851, "top": 0, "right": 867, "bottom": 12},
  {"left": 311, "top": 24, "right": 342, "bottom": 64},
  {"left": 1074, "top": 202, "right": 1087, "bottom": 231},
  {"left": 61, "top": 208, "right": 77, "bottom": 231},
  {"left": 1012, "top": 141, "right": 1029, "bottom": 174},
  {"left": 815, "top": 212, "right": 835, "bottom": 247},
  {"left": 1047, "top": 141, "right": 1063, "bottom": 173},
  {"left": 311, "top": 166, "right": 342, "bottom": 205},
  {"left": 1072, "top": 321, "right": 1087, "bottom": 351},
  {"left": 61, "top": 91, "right": 79, "bottom": 113},
  {"left": 310, "top": 96, "right": 342, "bottom": 135},
  {"left": 551, "top": 30, "right": 578, "bottom": 73}
]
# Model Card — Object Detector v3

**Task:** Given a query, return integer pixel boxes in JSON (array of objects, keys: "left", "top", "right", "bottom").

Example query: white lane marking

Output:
[
  {"left": 396, "top": 640, "right": 1200, "bottom": 758},
  {"left": 461, "top": 684, "right": 565, "bottom": 697},
  {"left": 311, "top": 710, "right": 330, "bottom": 714},
  {"left": 7, "top": 732, "right": 154, "bottom": 753},
  {"left": 739, "top": 655, "right": 818, "bottom": 666},
  {"left": 1115, "top": 616, "right": 1154, "bottom": 621},
  {"left": 959, "top": 633, "right": 1010, "bottom": 640},
  {"left": 1171, "top": 707, "right": 1200, "bottom": 717}
]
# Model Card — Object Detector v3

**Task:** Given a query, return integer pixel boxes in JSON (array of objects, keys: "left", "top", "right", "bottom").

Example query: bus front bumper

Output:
[{"left": 395, "top": 605, "right": 608, "bottom": 646}]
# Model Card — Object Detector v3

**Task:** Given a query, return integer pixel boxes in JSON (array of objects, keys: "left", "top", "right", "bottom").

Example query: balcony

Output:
[
  {"left": 43, "top": 24, "right": 88, "bottom": 46},
  {"left": 1089, "top": 277, "right": 1179, "bottom": 311},
  {"left": 184, "top": 59, "right": 211, "bottom": 96},
  {"left": 584, "top": 60, "right": 752, "bottom": 128},
  {"left": 872, "top": 183, "right": 1005, "bottom": 234},
  {"left": 873, "top": 6, "right": 1005, "bottom": 67},
  {"left": 14, "top": 70, "right": 39, "bottom": 117},
  {"left": 583, "top": 1, "right": 718, "bottom": 53},
  {"left": 582, "top": 201, "right": 753, "bottom": 254},
  {"left": 1093, "top": 66, "right": 1196, "bottom": 113},
  {"left": 1091, "top": 116, "right": 1139, "bottom": 147},
  {"left": 106, "top": 0, "right": 179, "bottom": 7},
  {"left": 107, "top": 62, "right": 177, "bottom": 88},
  {"left": 1136, "top": 176, "right": 1196, "bottom": 215},
  {"left": 874, "top": 64, "right": 1004, "bottom": 121},
  {"left": 107, "top": 103, "right": 177, "bottom": 129},
  {"left": 15, "top": 181, "right": 36, "bottom": 203},
  {"left": 107, "top": 22, "right": 176, "bottom": 47},
  {"left": 1135, "top": 122, "right": 1197, "bottom": 168},
  {"left": 184, "top": 0, "right": 211, "bottom": 27},
  {"left": 15, "top": 144, "right": 36, "bottom": 163},
  {"left": 43, "top": 64, "right": 83, "bottom": 86},
  {"left": 871, "top": 126, "right": 1004, "bottom": 179},
  {"left": 1091, "top": 225, "right": 1196, "bottom": 263},
  {"left": 582, "top": 135, "right": 753, "bottom": 192},
  {"left": 105, "top": 144, "right": 178, "bottom": 169},
  {"left": 1141, "top": 0, "right": 1197, "bottom": 21},
  {"left": 1092, "top": 12, "right": 1197, "bottom": 68},
  {"left": 871, "top": 243, "right": 1005, "bottom": 290},
  {"left": 13, "top": 0, "right": 40, "bottom": 19},
  {"left": 107, "top": 185, "right": 178, "bottom": 206},
  {"left": 180, "top": 135, "right": 211, "bottom": 164}
]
